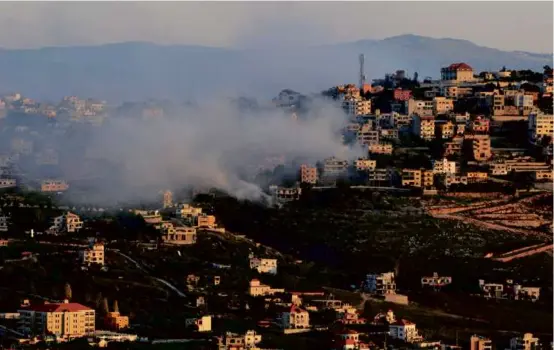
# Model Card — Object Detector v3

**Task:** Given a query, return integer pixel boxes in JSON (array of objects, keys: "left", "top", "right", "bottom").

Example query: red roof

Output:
[
  {"left": 391, "top": 319, "right": 415, "bottom": 326},
  {"left": 288, "top": 305, "right": 307, "bottom": 314},
  {"left": 446, "top": 63, "right": 473, "bottom": 71},
  {"left": 24, "top": 302, "right": 92, "bottom": 313}
]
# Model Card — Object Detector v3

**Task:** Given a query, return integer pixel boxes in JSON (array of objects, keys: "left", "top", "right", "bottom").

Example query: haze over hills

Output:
[{"left": 0, "top": 34, "right": 551, "bottom": 102}]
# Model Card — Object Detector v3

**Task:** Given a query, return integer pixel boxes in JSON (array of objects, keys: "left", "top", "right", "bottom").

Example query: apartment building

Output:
[
  {"left": 196, "top": 214, "right": 217, "bottom": 229},
  {"left": 363, "top": 272, "right": 396, "bottom": 295},
  {"left": 134, "top": 210, "right": 163, "bottom": 225},
  {"left": 445, "top": 175, "right": 468, "bottom": 187},
  {"left": 441, "top": 63, "right": 474, "bottom": 83},
  {"left": 467, "top": 172, "right": 488, "bottom": 182},
  {"left": 175, "top": 204, "right": 203, "bottom": 219},
  {"left": 389, "top": 319, "right": 423, "bottom": 343},
  {"left": 528, "top": 112, "right": 553, "bottom": 144},
  {"left": 342, "top": 96, "right": 371, "bottom": 116},
  {"left": 421, "top": 272, "right": 452, "bottom": 289},
  {"left": 323, "top": 157, "right": 349, "bottom": 177},
  {"left": 367, "top": 168, "right": 394, "bottom": 185},
  {"left": 533, "top": 170, "right": 553, "bottom": 181},
  {"left": 393, "top": 88, "right": 412, "bottom": 101},
  {"left": 41, "top": 180, "right": 69, "bottom": 193},
  {"left": 435, "top": 120, "right": 455, "bottom": 139},
  {"left": 162, "top": 225, "right": 197, "bottom": 245},
  {"left": 409, "top": 100, "right": 434, "bottom": 117},
  {"left": 465, "top": 135, "right": 492, "bottom": 161},
  {"left": 412, "top": 115, "right": 435, "bottom": 140},
  {"left": 470, "top": 335, "right": 492, "bottom": 350},
  {"left": 281, "top": 305, "right": 310, "bottom": 330},
  {"left": 470, "top": 116, "right": 490, "bottom": 133},
  {"left": 0, "top": 178, "right": 16, "bottom": 189},
  {"left": 269, "top": 186, "right": 302, "bottom": 202},
  {"left": 249, "top": 257, "right": 278, "bottom": 275},
  {"left": 185, "top": 315, "right": 212, "bottom": 332},
  {"left": 162, "top": 190, "right": 173, "bottom": 208},
  {"left": 509, "top": 333, "right": 539, "bottom": 350},
  {"left": 217, "top": 330, "right": 262, "bottom": 350},
  {"left": 248, "top": 279, "right": 284, "bottom": 297},
  {"left": 104, "top": 312, "right": 129, "bottom": 331},
  {"left": 355, "top": 158, "right": 377, "bottom": 171},
  {"left": 379, "top": 128, "right": 399, "bottom": 141},
  {"left": 18, "top": 301, "right": 95, "bottom": 338},
  {"left": 300, "top": 165, "right": 318, "bottom": 184},
  {"left": 369, "top": 143, "right": 393, "bottom": 155},
  {"left": 50, "top": 212, "right": 83, "bottom": 233},
  {"left": 80, "top": 242, "right": 104, "bottom": 266},
  {"left": 445, "top": 138, "right": 463, "bottom": 156},
  {"left": 441, "top": 85, "right": 473, "bottom": 100},
  {"left": 433, "top": 97, "right": 454, "bottom": 115},
  {"left": 402, "top": 169, "right": 433, "bottom": 188},
  {"left": 357, "top": 129, "right": 380, "bottom": 146},
  {"left": 433, "top": 158, "right": 458, "bottom": 175}
]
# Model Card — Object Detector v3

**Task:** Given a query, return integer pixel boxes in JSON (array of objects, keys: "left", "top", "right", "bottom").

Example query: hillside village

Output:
[{"left": 0, "top": 62, "right": 552, "bottom": 349}]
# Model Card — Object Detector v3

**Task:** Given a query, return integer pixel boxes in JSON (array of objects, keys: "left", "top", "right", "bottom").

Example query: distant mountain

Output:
[{"left": 0, "top": 35, "right": 550, "bottom": 102}]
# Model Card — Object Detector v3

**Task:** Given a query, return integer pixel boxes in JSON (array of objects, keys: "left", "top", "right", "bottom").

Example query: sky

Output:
[{"left": 0, "top": 2, "right": 551, "bottom": 53}]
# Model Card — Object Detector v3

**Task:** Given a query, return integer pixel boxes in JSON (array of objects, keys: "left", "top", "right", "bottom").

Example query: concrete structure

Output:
[
  {"left": 41, "top": 180, "right": 69, "bottom": 192},
  {"left": 18, "top": 301, "right": 95, "bottom": 338},
  {"left": 342, "top": 96, "right": 371, "bottom": 116},
  {"left": 363, "top": 272, "right": 396, "bottom": 295},
  {"left": 412, "top": 115, "right": 435, "bottom": 140},
  {"left": 104, "top": 312, "right": 129, "bottom": 331},
  {"left": 528, "top": 112, "right": 553, "bottom": 144},
  {"left": 465, "top": 135, "right": 492, "bottom": 161},
  {"left": 217, "top": 330, "right": 262, "bottom": 350},
  {"left": 0, "top": 214, "right": 8, "bottom": 232},
  {"left": 185, "top": 315, "right": 211, "bottom": 332},
  {"left": 175, "top": 204, "right": 202, "bottom": 219},
  {"left": 248, "top": 279, "right": 284, "bottom": 297},
  {"left": 196, "top": 214, "right": 217, "bottom": 229},
  {"left": 509, "top": 333, "right": 539, "bottom": 350},
  {"left": 300, "top": 165, "right": 318, "bottom": 184},
  {"left": 470, "top": 116, "right": 490, "bottom": 133},
  {"left": 470, "top": 335, "right": 492, "bottom": 350},
  {"left": 281, "top": 305, "right": 310, "bottom": 330},
  {"left": 433, "top": 158, "right": 458, "bottom": 175},
  {"left": 162, "top": 190, "right": 173, "bottom": 208},
  {"left": 355, "top": 158, "right": 377, "bottom": 171},
  {"left": 445, "top": 174, "right": 468, "bottom": 187},
  {"left": 410, "top": 100, "right": 434, "bottom": 117},
  {"left": 394, "top": 88, "right": 412, "bottom": 101},
  {"left": 421, "top": 272, "right": 452, "bottom": 289},
  {"left": 389, "top": 319, "right": 423, "bottom": 343},
  {"left": 441, "top": 63, "right": 474, "bottom": 83},
  {"left": 269, "top": 186, "right": 302, "bottom": 202},
  {"left": 249, "top": 257, "right": 278, "bottom": 275},
  {"left": 323, "top": 157, "right": 349, "bottom": 177},
  {"left": 80, "top": 243, "right": 105, "bottom": 266},
  {"left": 50, "top": 212, "right": 83, "bottom": 233},
  {"left": 134, "top": 210, "right": 163, "bottom": 224},
  {"left": 436, "top": 120, "right": 455, "bottom": 139},
  {"left": 162, "top": 225, "right": 196, "bottom": 245},
  {"left": 433, "top": 97, "right": 454, "bottom": 115},
  {"left": 369, "top": 143, "right": 393, "bottom": 155}
]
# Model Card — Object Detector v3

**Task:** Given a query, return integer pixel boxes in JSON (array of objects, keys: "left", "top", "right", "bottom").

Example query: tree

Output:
[
  {"left": 113, "top": 300, "right": 119, "bottom": 313},
  {"left": 64, "top": 283, "right": 72, "bottom": 300},
  {"left": 102, "top": 297, "right": 109, "bottom": 314}
]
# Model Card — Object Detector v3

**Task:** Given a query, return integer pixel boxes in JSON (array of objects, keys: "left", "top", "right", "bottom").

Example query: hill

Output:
[{"left": 0, "top": 34, "right": 551, "bottom": 102}]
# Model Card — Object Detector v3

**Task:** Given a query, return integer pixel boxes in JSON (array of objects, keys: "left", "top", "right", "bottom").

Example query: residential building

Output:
[
  {"left": 363, "top": 272, "right": 396, "bottom": 295},
  {"left": 281, "top": 305, "right": 310, "bottom": 330},
  {"left": 357, "top": 129, "right": 380, "bottom": 146},
  {"left": 394, "top": 88, "right": 412, "bottom": 101},
  {"left": 433, "top": 97, "right": 454, "bottom": 115},
  {"left": 197, "top": 214, "right": 217, "bottom": 229},
  {"left": 175, "top": 204, "right": 202, "bottom": 219},
  {"left": 441, "top": 63, "right": 474, "bottom": 83},
  {"left": 409, "top": 100, "right": 434, "bottom": 117},
  {"left": 104, "top": 312, "right": 129, "bottom": 331},
  {"left": 379, "top": 128, "right": 399, "bottom": 141},
  {"left": 41, "top": 180, "right": 69, "bottom": 193},
  {"left": 421, "top": 273, "right": 452, "bottom": 289},
  {"left": 389, "top": 319, "right": 423, "bottom": 343},
  {"left": 0, "top": 178, "right": 17, "bottom": 189},
  {"left": 528, "top": 112, "right": 553, "bottom": 144},
  {"left": 248, "top": 279, "right": 284, "bottom": 297},
  {"left": 0, "top": 213, "right": 8, "bottom": 232},
  {"left": 369, "top": 143, "right": 393, "bottom": 155},
  {"left": 470, "top": 335, "right": 492, "bottom": 350},
  {"left": 533, "top": 170, "right": 553, "bottom": 181},
  {"left": 269, "top": 186, "right": 302, "bottom": 202},
  {"left": 355, "top": 158, "right": 377, "bottom": 171},
  {"left": 323, "top": 157, "right": 349, "bottom": 177},
  {"left": 467, "top": 172, "right": 488, "bottom": 182},
  {"left": 422, "top": 170, "right": 434, "bottom": 187},
  {"left": 442, "top": 86, "right": 473, "bottom": 100},
  {"left": 301, "top": 165, "right": 318, "bottom": 184},
  {"left": 18, "top": 301, "right": 95, "bottom": 338},
  {"left": 333, "top": 329, "right": 372, "bottom": 350},
  {"left": 445, "top": 175, "right": 468, "bottom": 187},
  {"left": 466, "top": 135, "right": 492, "bottom": 161},
  {"left": 445, "top": 138, "right": 463, "bottom": 156},
  {"left": 162, "top": 225, "right": 197, "bottom": 245},
  {"left": 185, "top": 315, "right": 212, "bottom": 332},
  {"left": 435, "top": 120, "right": 455, "bottom": 139},
  {"left": 402, "top": 169, "right": 424, "bottom": 188},
  {"left": 249, "top": 257, "right": 278, "bottom": 275},
  {"left": 134, "top": 210, "right": 163, "bottom": 225},
  {"left": 412, "top": 115, "right": 435, "bottom": 140},
  {"left": 367, "top": 168, "right": 393, "bottom": 185},
  {"left": 50, "top": 212, "right": 83, "bottom": 233},
  {"left": 470, "top": 116, "right": 490, "bottom": 133},
  {"left": 509, "top": 333, "right": 539, "bottom": 350},
  {"left": 433, "top": 158, "right": 458, "bottom": 175},
  {"left": 80, "top": 242, "right": 105, "bottom": 266},
  {"left": 478, "top": 280, "right": 504, "bottom": 299},
  {"left": 162, "top": 190, "right": 173, "bottom": 208},
  {"left": 343, "top": 96, "right": 372, "bottom": 116},
  {"left": 217, "top": 330, "right": 262, "bottom": 350}
]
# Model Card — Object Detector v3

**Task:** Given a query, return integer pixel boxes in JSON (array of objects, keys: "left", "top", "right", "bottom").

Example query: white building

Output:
[
  {"left": 50, "top": 212, "right": 83, "bottom": 234},
  {"left": 80, "top": 243, "right": 105, "bottom": 266},
  {"left": 249, "top": 257, "right": 278, "bottom": 275},
  {"left": 217, "top": 330, "right": 262, "bottom": 350},
  {"left": 281, "top": 305, "right": 310, "bottom": 330},
  {"left": 342, "top": 96, "right": 372, "bottom": 116},
  {"left": 185, "top": 315, "right": 211, "bottom": 332},
  {"left": 412, "top": 115, "right": 435, "bottom": 140},
  {"left": 389, "top": 319, "right": 423, "bottom": 343},
  {"left": 421, "top": 272, "right": 452, "bottom": 289},
  {"left": 444, "top": 175, "right": 468, "bottom": 188},
  {"left": 509, "top": 333, "right": 539, "bottom": 350},
  {"left": 432, "top": 158, "right": 458, "bottom": 175},
  {"left": 514, "top": 94, "right": 533, "bottom": 108},
  {"left": 528, "top": 112, "right": 553, "bottom": 144},
  {"left": 363, "top": 272, "right": 396, "bottom": 295}
]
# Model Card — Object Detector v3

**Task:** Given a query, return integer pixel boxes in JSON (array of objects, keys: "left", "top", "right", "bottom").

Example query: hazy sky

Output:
[{"left": 0, "top": 2, "right": 551, "bottom": 53}]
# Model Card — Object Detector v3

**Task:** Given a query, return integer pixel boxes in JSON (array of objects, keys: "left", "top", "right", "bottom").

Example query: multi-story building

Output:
[
  {"left": 389, "top": 319, "right": 423, "bottom": 343},
  {"left": 50, "top": 212, "right": 83, "bottom": 233},
  {"left": 323, "top": 157, "right": 349, "bottom": 178},
  {"left": 281, "top": 305, "right": 310, "bottom": 330},
  {"left": 509, "top": 333, "right": 539, "bottom": 350},
  {"left": 435, "top": 120, "right": 455, "bottom": 139},
  {"left": 421, "top": 272, "right": 452, "bottom": 289},
  {"left": 217, "top": 330, "right": 262, "bottom": 350},
  {"left": 162, "top": 225, "right": 197, "bottom": 245},
  {"left": 470, "top": 335, "right": 492, "bottom": 350},
  {"left": 18, "top": 301, "right": 95, "bottom": 338},
  {"left": 433, "top": 97, "right": 454, "bottom": 115},
  {"left": 409, "top": 100, "right": 434, "bottom": 117},
  {"left": 363, "top": 272, "right": 396, "bottom": 295},
  {"left": 422, "top": 170, "right": 434, "bottom": 188},
  {"left": 445, "top": 137, "right": 464, "bottom": 157},
  {"left": 80, "top": 243, "right": 104, "bottom": 266},
  {"left": 357, "top": 129, "right": 380, "bottom": 146},
  {"left": 444, "top": 175, "right": 468, "bottom": 188},
  {"left": 433, "top": 158, "right": 458, "bottom": 175},
  {"left": 175, "top": 204, "right": 203, "bottom": 219},
  {"left": 470, "top": 116, "right": 490, "bottom": 133},
  {"left": 355, "top": 158, "right": 377, "bottom": 171},
  {"left": 412, "top": 115, "right": 435, "bottom": 140},
  {"left": 528, "top": 112, "right": 553, "bottom": 144},
  {"left": 269, "top": 186, "right": 302, "bottom": 202},
  {"left": 465, "top": 135, "right": 492, "bottom": 161},
  {"left": 248, "top": 279, "right": 284, "bottom": 297},
  {"left": 466, "top": 172, "right": 488, "bottom": 183},
  {"left": 196, "top": 214, "right": 217, "bottom": 229},
  {"left": 185, "top": 315, "right": 212, "bottom": 332},
  {"left": 369, "top": 143, "right": 393, "bottom": 155},
  {"left": 162, "top": 190, "right": 173, "bottom": 208},
  {"left": 0, "top": 178, "right": 16, "bottom": 189},
  {"left": 379, "top": 128, "right": 399, "bottom": 141},
  {"left": 342, "top": 96, "right": 371, "bottom": 116},
  {"left": 104, "top": 312, "right": 129, "bottom": 331},
  {"left": 533, "top": 170, "right": 553, "bottom": 181},
  {"left": 41, "top": 180, "right": 69, "bottom": 193},
  {"left": 367, "top": 168, "right": 394, "bottom": 185},
  {"left": 441, "top": 63, "right": 474, "bottom": 83},
  {"left": 402, "top": 169, "right": 430, "bottom": 188},
  {"left": 393, "top": 88, "right": 412, "bottom": 101},
  {"left": 442, "top": 85, "right": 473, "bottom": 101},
  {"left": 300, "top": 165, "right": 318, "bottom": 184},
  {"left": 249, "top": 257, "right": 278, "bottom": 275}
]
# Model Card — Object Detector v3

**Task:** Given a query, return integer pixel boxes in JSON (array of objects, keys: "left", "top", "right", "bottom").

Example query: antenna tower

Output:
[{"left": 359, "top": 54, "right": 366, "bottom": 89}]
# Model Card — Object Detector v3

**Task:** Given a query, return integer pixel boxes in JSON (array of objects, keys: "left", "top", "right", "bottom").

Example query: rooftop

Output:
[{"left": 21, "top": 301, "right": 93, "bottom": 313}]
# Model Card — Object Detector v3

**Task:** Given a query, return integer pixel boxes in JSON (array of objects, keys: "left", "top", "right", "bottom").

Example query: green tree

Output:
[
  {"left": 64, "top": 283, "right": 72, "bottom": 300},
  {"left": 113, "top": 299, "right": 119, "bottom": 313},
  {"left": 102, "top": 297, "right": 110, "bottom": 314}
]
